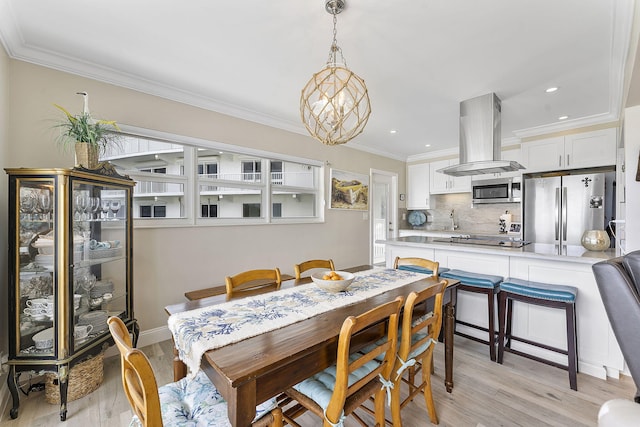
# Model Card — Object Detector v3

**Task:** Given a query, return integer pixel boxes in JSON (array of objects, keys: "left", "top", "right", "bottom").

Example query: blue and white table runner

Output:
[{"left": 168, "top": 268, "right": 431, "bottom": 375}]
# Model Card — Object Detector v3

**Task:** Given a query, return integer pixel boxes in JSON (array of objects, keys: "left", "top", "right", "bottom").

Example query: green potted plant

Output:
[{"left": 54, "top": 92, "right": 120, "bottom": 169}]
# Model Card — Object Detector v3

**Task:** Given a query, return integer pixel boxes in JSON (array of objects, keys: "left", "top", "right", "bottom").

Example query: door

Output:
[{"left": 371, "top": 170, "right": 397, "bottom": 265}]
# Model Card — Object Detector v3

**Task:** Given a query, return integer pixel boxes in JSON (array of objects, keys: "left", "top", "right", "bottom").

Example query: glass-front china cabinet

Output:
[{"left": 5, "top": 165, "right": 138, "bottom": 421}]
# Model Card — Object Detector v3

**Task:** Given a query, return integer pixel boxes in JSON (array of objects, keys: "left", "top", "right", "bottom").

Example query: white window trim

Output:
[{"left": 114, "top": 124, "right": 325, "bottom": 228}]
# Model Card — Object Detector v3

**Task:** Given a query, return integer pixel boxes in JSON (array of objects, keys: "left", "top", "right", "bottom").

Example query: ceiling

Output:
[{"left": 0, "top": 0, "right": 636, "bottom": 161}]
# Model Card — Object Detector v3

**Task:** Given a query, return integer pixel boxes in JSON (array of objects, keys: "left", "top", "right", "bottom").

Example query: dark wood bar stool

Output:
[
  {"left": 497, "top": 278, "right": 578, "bottom": 391},
  {"left": 440, "top": 269, "right": 503, "bottom": 361}
]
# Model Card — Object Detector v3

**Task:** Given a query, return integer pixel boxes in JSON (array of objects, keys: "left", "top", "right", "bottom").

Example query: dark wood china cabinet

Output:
[{"left": 5, "top": 165, "right": 138, "bottom": 421}]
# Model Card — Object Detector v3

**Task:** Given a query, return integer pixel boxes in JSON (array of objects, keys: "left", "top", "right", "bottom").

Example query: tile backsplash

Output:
[{"left": 400, "top": 193, "right": 521, "bottom": 235}]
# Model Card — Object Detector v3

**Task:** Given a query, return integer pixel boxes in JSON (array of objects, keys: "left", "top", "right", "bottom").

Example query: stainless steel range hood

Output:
[{"left": 438, "top": 93, "right": 525, "bottom": 176}]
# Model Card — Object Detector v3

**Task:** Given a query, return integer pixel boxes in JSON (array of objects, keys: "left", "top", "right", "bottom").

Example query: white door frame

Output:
[{"left": 370, "top": 169, "right": 398, "bottom": 265}]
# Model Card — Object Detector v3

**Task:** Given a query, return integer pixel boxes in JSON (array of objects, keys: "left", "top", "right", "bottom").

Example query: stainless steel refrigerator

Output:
[{"left": 523, "top": 170, "right": 615, "bottom": 253}]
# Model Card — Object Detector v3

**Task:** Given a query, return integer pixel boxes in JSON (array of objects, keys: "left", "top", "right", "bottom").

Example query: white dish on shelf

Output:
[
  {"left": 79, "top": 310, "right": 107, "bottom": 322},
  {"left": 32, "top": 327, "right": 54, "bottom": 349}
]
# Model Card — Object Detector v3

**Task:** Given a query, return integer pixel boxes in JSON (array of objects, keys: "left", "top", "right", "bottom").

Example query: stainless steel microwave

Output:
[{"left": 471, "top": 177, "right": 521, "bottom": 204}]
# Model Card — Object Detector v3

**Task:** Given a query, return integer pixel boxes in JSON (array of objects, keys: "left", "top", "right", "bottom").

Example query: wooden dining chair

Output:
[
  {"left": 393, "top": 256, "right": 441, "bottom": 279},
  {"left": 282, "top": 296, "right": 403, "bottom": 427},
  {"left": 225, "top": 268, "right": 282, "bottom": 300},
  {"left": 107, "top": 316, "right": 283, "bottom": 427},
  {"left": 294, "top": 259, "right": 335, "bottom": 279},
  {"left": 390, "top": 279, "right": 448, "bottom": 426}
]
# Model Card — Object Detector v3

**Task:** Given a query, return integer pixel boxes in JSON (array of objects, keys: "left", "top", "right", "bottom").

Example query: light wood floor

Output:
[{"left": 0, "top": 336, "right": 635, "bottom": 427}]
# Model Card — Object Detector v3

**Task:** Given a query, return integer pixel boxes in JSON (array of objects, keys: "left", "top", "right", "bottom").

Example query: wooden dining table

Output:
[{"left": 164, "top": 265, "right": 459, "bottom": 427}]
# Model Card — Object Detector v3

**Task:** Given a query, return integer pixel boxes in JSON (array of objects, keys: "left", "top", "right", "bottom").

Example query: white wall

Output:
[
  {"left": 624, "top": 105, "right": 640, "bottom": 252},
  {"left": 3, "top": 60, "right": 405, "bottom": 334}
]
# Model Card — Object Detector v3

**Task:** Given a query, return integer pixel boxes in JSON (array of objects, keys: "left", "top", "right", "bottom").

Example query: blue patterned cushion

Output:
[
  {"left": 441, "top": 269, "right": 503, "bottom": 289},
  {"left": 292, "top": 354, "right": 381, "bottom": 410},
  {"left": 130, "top": 370, "right": 277, "bottom": 427},
  {"left": 500, "top": 278, "right": 577, "bottom": 303}
]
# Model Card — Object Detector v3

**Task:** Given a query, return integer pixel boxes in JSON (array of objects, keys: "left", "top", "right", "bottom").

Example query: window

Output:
[
  {"left": 198, "top": 162, "right": 218, "bottom": 178},
  {"left": 139, "top": 204, "right": 167, "bottom": 218},
  {"left": 242, "top": 160, "right": 261, "bottom": 182},
  {"left": 102, "top": 128, "right": 323, "bottom": 226},
  {"left": 243, "top": 203, "right": 261, "bottom": 218},
  {"left": 272, "top": 203, "right": 282, "bottom": 218},
  {"left": 154, "top": 206, "right": 167, "bottom": 218},
  {"left": 271, "top": 161, "right": 283, "bottom": 185},
  {"left": 201, "top": 204, "right": 218, "bottom": 218}
]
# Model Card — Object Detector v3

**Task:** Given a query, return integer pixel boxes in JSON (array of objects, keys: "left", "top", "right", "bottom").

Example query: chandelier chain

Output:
[{"left": 327, "top": 10, "right": 347, "bottom": 68}]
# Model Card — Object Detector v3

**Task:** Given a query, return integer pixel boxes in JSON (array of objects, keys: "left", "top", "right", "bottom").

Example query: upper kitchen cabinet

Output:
[
  {"left": 521, "top": 128, "right": 617, "bottom": 173},
  {"left": 407, "top": 163, "right": 430, "bottom": 209},
  {"left": 429, "top": 159, "right": 471, "bottom": 194}
]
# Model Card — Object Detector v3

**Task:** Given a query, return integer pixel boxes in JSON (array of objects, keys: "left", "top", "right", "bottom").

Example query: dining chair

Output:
[
  {"left": 107, "top": 316, "right": 283, "bottom": 427},
  {"left": 282, "top": 296, "right": 404, "bottom": 427},
  {"left": 393, "top": 256, "right": 442, "bottom": 279},
  {"left": 392, "top": 258, "right": 443, "bottom": 403},
  {"left": 390, "top": 279, "right": 448, "bottom": 426},
  {"left": 225, "top": 268, "right": 282, "bottom": 300},
  {"left": 294, "top": 259, "right": 335, "bottom": 279}
]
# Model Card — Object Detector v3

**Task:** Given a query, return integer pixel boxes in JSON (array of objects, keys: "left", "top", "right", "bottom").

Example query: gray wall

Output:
[{"left": 0, "top": 57, "right": 405, "bottom": 354}]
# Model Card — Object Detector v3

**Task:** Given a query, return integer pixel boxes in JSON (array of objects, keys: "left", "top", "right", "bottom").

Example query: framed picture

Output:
[{"left": 330, "top": 169, "right": 369, "bottom": 210}]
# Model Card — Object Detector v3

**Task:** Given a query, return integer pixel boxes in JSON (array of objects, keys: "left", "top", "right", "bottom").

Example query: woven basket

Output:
[
  {"left": 45, "top": 353, "right": 104, "bottom": 404},
  {"left": 74, "top": 142, "right": 99, "bottom": 169}
]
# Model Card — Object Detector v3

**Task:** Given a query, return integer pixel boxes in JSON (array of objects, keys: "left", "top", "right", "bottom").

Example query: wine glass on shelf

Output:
[
  {"left": 19, "top": 192, "right": 36, "bottom": 222},
  {"left": 75, "top": 193, "right": 88, "bottom": 221},
  {"left": 90, "top": 197, "right": 101, "bottom": 221},
  {"left": 109, "top": 200, "right": 121, "bottom": 220},
  {"left": 101, "top": 199, "right": 111, "bottom": 220},
  {"left": 37, "top": 191, "right": 52, "bottom": 222},
  {"left": 80, "top": 273, "right": 96, "bottom": 307}
]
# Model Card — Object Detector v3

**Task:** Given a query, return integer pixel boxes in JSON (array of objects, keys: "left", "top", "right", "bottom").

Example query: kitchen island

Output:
[{"left": 378, "top": 235, "right": 623, "bottom": 381}]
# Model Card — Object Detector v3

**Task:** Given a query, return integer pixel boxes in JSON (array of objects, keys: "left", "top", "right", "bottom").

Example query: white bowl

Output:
[
  {"left": 32, "top": 327, "right": 54, "bottom": 349},
  {"left": 37, "top": 246, "right": 54, "bottom": 255},
  {"left": 311, "top": 271, "right": 355, "bottom": 293}
]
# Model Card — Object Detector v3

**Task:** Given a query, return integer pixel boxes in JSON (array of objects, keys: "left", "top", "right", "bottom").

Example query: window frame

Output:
[{"left": 107, "top": 125, "right": 325, "bottom": 228}]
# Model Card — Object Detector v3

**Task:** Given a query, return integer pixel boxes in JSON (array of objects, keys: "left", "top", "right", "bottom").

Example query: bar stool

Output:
[
  {"left": 440, "top": 269, "right": 503, "bottom": 361},
  {"left": 497, "top": 278, "right": 578, "bottom": 391}
]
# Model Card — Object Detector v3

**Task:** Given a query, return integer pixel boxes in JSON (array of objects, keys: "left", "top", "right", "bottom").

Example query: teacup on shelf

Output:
[{"left": 74, "top": 324, "right": 93, "bottom": 340}]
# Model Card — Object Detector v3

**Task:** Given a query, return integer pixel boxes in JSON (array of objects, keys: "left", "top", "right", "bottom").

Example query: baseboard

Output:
[{"left": 0, "top": 326, "right": 171, "bottom": 416}]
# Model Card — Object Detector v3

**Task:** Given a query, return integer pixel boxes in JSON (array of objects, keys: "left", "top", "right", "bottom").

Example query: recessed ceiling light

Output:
[
  {"left": 558, "top": 115, "right": 569, "bottom": 120},
  {"left": 390, "top": 130, "right": 397, "bottom": 134},
  {"left": 425, "top": 144, "right": 431, "bottom": 147},
  {"left": 546, "top": 87, "right": 559, "bottom": 93}
]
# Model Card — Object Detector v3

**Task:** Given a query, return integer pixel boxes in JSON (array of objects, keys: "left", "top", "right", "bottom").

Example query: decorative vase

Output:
[
  {"left": 581, "top": 229, "right": 610, "bottom": 251},
  {"left": 74, "top": 142, "right": 99, "bottom": 169}
]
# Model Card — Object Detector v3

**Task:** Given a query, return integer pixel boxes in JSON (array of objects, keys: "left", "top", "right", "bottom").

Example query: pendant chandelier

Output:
[{"left": 300, "top": 0, "right": 371, "bottom": 146}]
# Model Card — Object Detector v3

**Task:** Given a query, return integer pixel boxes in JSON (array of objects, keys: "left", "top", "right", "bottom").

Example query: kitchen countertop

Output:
[{"left": 379, "top": 235, "right": 617, "bottom": 264}]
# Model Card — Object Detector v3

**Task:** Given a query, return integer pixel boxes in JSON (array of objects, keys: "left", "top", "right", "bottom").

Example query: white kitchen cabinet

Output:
[
  {"left": 406, "top": 163, "right": 430, "bottom": 209},
  {"left": 429, "top": 159, "right": 471, "bottom": 194},
  {"left": 382, "top": 240, "right": 624, "bottom": 381},
  {"left": 521, "top": 128, "right": 617, "bottom": 173}
]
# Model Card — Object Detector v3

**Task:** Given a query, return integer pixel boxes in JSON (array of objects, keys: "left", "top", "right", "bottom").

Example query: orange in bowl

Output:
[{"left": 311, "top": 271, "right": 355, "bottom": 292}]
